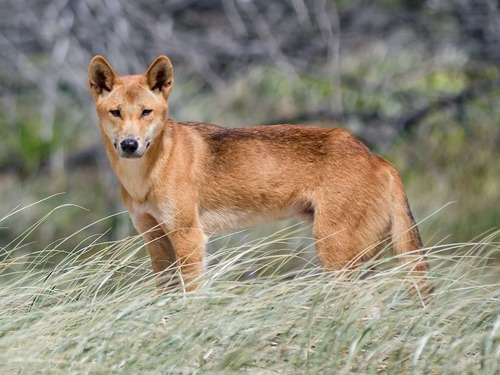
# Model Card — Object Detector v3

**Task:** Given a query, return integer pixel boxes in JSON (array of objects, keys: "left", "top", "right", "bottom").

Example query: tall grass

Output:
[{"left": 0, "top": 207, "right": 499, "bottom": 374}]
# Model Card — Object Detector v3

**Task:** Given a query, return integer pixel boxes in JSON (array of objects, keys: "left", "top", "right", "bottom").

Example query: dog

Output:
[{"left": 88, "top": 55, "right": 429, "bottom": 294}]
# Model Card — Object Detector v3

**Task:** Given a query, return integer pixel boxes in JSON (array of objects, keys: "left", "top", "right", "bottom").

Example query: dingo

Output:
[{"left": 88, "top": 55, "right": 429, "bottom": 294}]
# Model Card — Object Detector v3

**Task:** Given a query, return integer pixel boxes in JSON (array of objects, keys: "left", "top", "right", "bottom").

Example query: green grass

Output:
[{"left": 1, "top": 207, "right": 499, "bottom": 374}]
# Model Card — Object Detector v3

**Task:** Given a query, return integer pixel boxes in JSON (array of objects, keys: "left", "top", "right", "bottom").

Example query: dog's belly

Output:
[
  {"left": 200, "top": 207, "right": 299, "bottom": 233},
  {"left": 199, "top": 204, "right": 313, "bottom": 233}
]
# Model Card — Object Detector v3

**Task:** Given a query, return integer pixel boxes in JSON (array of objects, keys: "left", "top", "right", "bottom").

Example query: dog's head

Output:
[{"left": 88, "top": 56, "right": 173, "bottom": 159}]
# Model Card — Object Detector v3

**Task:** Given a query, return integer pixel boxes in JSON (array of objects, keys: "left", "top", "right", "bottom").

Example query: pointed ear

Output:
[
  {"left": 145, "top": 55, "right": 174, "bottom": 99},
  {"left": 88, "top": 56, "right": 117, "bottom": 96}
]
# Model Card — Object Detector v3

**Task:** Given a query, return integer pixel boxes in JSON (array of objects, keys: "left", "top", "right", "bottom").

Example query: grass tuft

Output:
[{"left": 0, "top": 208, "right": 499, "bottom": 374}]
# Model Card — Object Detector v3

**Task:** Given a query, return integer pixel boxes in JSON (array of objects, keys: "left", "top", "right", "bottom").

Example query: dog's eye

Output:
[
  {"left": 110, "top": 109, "right": 121, "bottom": 118},
  {"left": 142, "top": 109, "right": 153, "bottom": 117}
]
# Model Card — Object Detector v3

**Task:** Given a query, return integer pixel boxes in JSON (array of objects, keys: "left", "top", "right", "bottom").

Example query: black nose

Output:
[{"left": 120, "top": 139, "right": 139, "bottom": 154}]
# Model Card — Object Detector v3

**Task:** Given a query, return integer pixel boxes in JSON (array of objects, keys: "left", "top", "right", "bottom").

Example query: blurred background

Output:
[{"left": 0, "top": 0, "right": 498, "bottom": 266}]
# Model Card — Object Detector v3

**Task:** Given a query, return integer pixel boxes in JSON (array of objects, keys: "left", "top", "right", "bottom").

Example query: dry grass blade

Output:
[{"left": 0, "top": 204, "right": 499, "bottom": 374}]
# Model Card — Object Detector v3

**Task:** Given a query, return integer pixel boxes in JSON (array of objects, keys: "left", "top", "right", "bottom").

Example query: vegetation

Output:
[{"left": 1, "top": 205, "right": 499, "bottom": 374}]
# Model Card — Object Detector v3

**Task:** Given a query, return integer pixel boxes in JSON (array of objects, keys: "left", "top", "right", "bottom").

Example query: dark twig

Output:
[
  {"left": 394, "top": 79, "right": 500, "bottom": 133},
  {"left": 267, "top": 79, "right": 500, "bottom": 141}
]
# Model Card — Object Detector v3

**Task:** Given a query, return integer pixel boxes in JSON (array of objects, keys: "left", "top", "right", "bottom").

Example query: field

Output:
[{"left": 1, "top": 203, "right": 499, "bottom": 374}]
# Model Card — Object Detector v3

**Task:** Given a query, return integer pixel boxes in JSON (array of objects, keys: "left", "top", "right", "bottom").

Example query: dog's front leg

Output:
[
  {"left": 165, "top": 224, "right": 207, "bottom": 292},
  {"left": 132, "top": 213, "right": 178, "bottom": 292}
]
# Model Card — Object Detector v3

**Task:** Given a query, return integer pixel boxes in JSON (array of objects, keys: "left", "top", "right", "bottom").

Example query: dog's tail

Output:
[
  {"left": 390, "top": 170, "right": 425, "bottom": 266},
  {"left": 389, "top": 167, "right": 432, "bottom": 300}
]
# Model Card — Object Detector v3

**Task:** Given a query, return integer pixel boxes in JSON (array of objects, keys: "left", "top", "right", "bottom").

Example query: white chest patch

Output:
[{"left": 115, "top": 159, "right": 150, "bottom": 201}]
